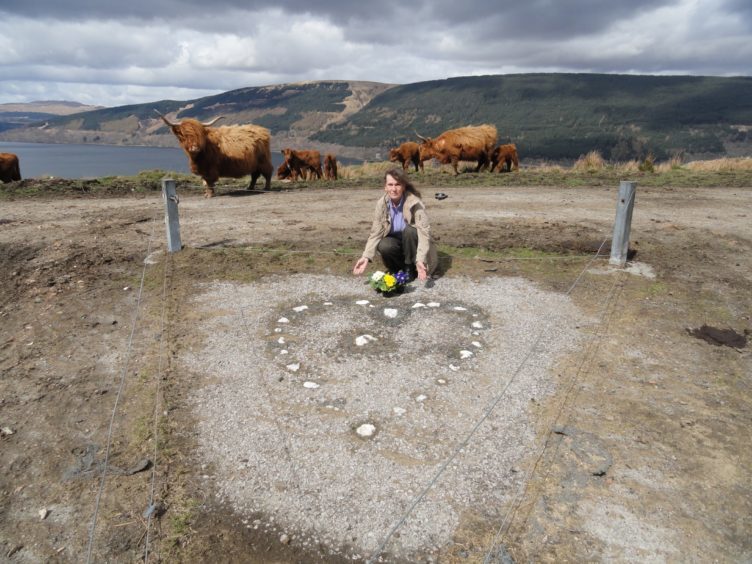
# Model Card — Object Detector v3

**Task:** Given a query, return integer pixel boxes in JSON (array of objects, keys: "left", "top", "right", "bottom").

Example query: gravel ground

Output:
[{"left": 184, "top": 274, "right": 590, "bottom": 561}]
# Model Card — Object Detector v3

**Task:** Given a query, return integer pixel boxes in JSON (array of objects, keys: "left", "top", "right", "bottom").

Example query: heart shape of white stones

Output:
[
  {"left": 190, "top": 275, "right": 587, "bottom": 558},
  {"left": 269, "top": 297, "right": 488, "bottom": 396}
]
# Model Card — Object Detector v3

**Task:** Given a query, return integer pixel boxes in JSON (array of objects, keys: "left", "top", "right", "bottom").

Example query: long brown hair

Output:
[{"left": 384, "top": 167, "right": 422, "bottom": 199}]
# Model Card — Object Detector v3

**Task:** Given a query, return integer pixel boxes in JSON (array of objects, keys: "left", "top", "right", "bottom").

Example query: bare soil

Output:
[{"left": 1, "top": 180, "right": 750, "bottom": 562}]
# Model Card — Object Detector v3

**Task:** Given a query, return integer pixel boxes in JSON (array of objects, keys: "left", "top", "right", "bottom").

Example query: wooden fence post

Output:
[
  {"left": 162, "top": 178, "right": 182, "bottom": 252},
  {"left": 609, "top": 180, "right": 637, "bottom": 266}
]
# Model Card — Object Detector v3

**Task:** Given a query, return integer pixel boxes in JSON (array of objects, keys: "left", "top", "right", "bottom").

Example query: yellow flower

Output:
[{"left": 383, "top": 274, "right": 396, "bottom": 288}]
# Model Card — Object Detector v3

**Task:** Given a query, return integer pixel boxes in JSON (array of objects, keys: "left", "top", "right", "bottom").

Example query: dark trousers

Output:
[{"left": 376, "top": 224, "right": 418, "bottom": 274}]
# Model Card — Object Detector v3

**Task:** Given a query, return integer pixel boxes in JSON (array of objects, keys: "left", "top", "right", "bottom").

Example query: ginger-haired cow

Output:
[
  {"left": 0, "top": 153, "right": 21, "bottom": 183},
  {"left": 281, "top": 148, "right": 323, "bottom": 181},
  {"left": 324, "top": 154, "right": 338, "bottom": 180},
  {"left": 277, "top": 162, "right": 294, "bottom": 180},
  {"left": 389, "top": 141, "right": 423, "bottom": 173},
  {"left": 491, "top": 143, "right": 520, "bottom": 172},
  {"left": 156, "top": 110, "right": 273, "bottom": 197},
  {"left": 417, "top": 124, "right": 497, "bottom": 175}
]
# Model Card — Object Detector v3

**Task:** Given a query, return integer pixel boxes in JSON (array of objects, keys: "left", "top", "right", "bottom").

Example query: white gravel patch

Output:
[{"left": 184, "top": 274, "right": 590, "bottom": 560}]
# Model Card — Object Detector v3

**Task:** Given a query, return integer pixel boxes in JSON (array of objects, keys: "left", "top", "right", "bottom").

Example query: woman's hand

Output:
[
  {"left": 353, "top": 257, "right": 369, "bottom": 276},
  {"left": 416, "top": 261, "right": 428, "bottom": 281}
]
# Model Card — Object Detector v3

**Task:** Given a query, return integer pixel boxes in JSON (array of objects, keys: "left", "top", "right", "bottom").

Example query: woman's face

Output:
[{"left": 384, "top": 174, "right": 405, "bottom": 203}]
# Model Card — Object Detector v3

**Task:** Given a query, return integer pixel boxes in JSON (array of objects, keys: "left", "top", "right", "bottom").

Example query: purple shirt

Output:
[{"left": 388, "top": 196, "right": 406, "bottom": 235}]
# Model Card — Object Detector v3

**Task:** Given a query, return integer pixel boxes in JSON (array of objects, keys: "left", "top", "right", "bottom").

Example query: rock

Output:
[
  {"left": 356, "top": 423, "right": 376, "bottom": 437},
  {"left": 355, "top": 335, "right": 377, "bottom": 346}
]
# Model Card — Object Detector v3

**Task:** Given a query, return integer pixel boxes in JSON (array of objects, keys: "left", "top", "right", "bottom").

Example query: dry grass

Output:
[
  {"left": 338, "top": 161, "right": 394, "bottom": 179},
  {"left": 334, "top": 154, "right": 752, "bottom": 182},
  {"left": 534, "top": 162, "right": 568, "bottom": 173},
  {"left": 685, "top": 157, "right": 752, "bottom": 172},
  {"left": 655, "top": 154, "right": 684, "bottom": 173},
  {"left": 614, "top": 160, "right": 641, "bottom": 175},
  {"left": 573, "top": 150, "right": 606, "bottom": 172}
]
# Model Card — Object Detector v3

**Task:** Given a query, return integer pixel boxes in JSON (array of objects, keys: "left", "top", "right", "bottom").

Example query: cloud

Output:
[{"left": 0, "top": 0, "right": 749, "bottom": 106}]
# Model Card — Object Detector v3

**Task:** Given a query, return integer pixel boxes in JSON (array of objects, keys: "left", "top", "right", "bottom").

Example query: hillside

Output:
[
  {"left": 1, "top": 74, "right": 751, "bottom": 161},
  {"left": 0, "top": 81, "right": 394, "bottom": 161},
  {"left": 314, "top": 74, "right": 752, "bottom": 160},
  {"left": 0, "top": 100, "right": 104, "bottom": 133}
]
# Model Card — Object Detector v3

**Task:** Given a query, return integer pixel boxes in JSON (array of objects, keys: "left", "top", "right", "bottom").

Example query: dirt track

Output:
[{"left": 1, "top": 182, "right": 750, "bottom": 562}]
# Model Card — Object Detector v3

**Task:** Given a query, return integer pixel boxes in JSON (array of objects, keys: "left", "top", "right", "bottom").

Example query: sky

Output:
[{"left": 1, "top": 0, "right": 751, "bottom": 108}]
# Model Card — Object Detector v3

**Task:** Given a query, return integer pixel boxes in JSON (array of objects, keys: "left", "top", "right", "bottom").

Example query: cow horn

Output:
[
  {"left": 154, "top": 109, "right": 177, "bottom": 127},
  {"left": 415, "top": 130, "right": 427, "bottom": 141},
  {"left": 201, "top": 116, "right": 224, "bottom": 127}
]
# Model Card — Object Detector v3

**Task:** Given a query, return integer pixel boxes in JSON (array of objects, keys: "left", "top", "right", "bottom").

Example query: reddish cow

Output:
[
  {"left": 388, "top": 141, "right": 423, "bottom": 172},
  {"left": 417, "top": 124, "right": 497, "bottom": 175},
  {"left": 156, "top": 110, "right": 272, "bottom": 197},
  {"left": 281, "top": 148, "right": 323, "bottom": 180},
  {"left": 324, "top": 154, "right": 338, "bottom": 180},
  {"left": 491, "top": 144, "right": 520, "bottom": 172},
  {"left": 0, "top": 152, "right": 21, "bottom": 183},
  {"left": 277, "top": 162, "right": 294, "bottom": 180}
]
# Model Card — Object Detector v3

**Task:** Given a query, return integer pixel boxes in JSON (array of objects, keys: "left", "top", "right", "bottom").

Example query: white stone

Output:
[
  {"left": 280, "top": 350, "right": 288, "bottom": 355},
  {"left": 449, "top": 364, "right": 460, "bottom": 371},
  {"left": 472, "top": 321, "right": 484, "bottom": 329},
  {"left": 453, "top": 306, "right": 467, "bottom": 311},
  {"left": 278, "top": 337, "right": 286, "bottom": 344},
  {"left": 356, "top": 423, "right": 376, "bottom": 437},
  {"left": 274, "top": 328, "right": 282, "bottom": 333},
  {"left": 437, "top": 379, "right": 447, "bottom": 384},
  {"left": 460, "top": 350, "right": 474, "bottom": 359},
  {"left": 427, "top": 302, "right": 441, "bottom": 308},
  {"left": 415, "top": 394, "right": 427, "bottom": 402},
  {"left": 356, "top": 300, "right": 370, "bottom": 306},
  {"left": 412, "top": 302, "right": 426, "bottom": 309},
  {"left": 293, "top": 305, "right": 308, "bottom": 312},
  {"left": 472, "top": 341, "right": 482, "bottom": 348},
  {"left": 393, "top": 407, "right": 406, "bottom": 415},
  {"left": 324, "top": 301, "right": 333, "bottom": 306},
  {"left": 303, "top": 381, "right": 319, "bottom": 389},
  {"left": 355, "top": 335, "right": 377, "bottom": 346},
  {"left": 277, "top": 317, "right": 289, "bottom": 323},
  {"left": 383, "top": 308, "right": 398, "bottom": 318},
  {"left": 286, "top": 363, "right": 300, "bottom": 372}
]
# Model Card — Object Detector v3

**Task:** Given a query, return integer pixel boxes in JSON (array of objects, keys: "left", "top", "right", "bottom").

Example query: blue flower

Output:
[{"left": 395, "top": 270, "right": 409, "bottom": 285}]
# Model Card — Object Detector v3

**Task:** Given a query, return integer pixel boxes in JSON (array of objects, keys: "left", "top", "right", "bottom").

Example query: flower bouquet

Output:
[{"left": 368, "top": 270, "right": 409, "bottom": 295}]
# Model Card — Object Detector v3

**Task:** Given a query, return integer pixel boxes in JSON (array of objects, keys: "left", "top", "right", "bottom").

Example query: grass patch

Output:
[
  {"left": 440, "top": 244, "right": 561, "bottom": 260},
  {"left": 648, "top": 281, "right": 670, "bottom": 296},
  {"left": 2, "top": 156, "right": 751, "bottom": 201},
  {"left": 168, "top": 498, "right": 199, "bottom": 546}
]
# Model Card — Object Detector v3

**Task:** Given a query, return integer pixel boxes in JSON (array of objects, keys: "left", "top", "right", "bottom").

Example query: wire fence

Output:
[{"left": 83, "top": 217, "right": 629, "bottom": 562}]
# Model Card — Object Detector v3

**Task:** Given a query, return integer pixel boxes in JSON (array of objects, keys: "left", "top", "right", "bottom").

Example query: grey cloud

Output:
[
  {"left": 1, "top": 0, "right": 750, "bottom": 107},
  {"left": 0, "top": 0, "right": 678, "bottom": 34}
]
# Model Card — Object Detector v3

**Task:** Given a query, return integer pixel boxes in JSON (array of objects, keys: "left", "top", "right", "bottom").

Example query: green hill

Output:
[
  {"left": 315, "top": 74, "right": 752, "bottom": 160},
  {"left": 2, "top": 74, "right": 751, "bottom": 161}
]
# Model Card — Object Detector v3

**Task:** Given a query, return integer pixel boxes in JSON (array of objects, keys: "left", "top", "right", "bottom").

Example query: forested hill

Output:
[
  {"left": 314, "top": 74, "right": 752, "bottom": 160},
  {"left": 2, "top": 74, "right": 751, "bottom": 161}
]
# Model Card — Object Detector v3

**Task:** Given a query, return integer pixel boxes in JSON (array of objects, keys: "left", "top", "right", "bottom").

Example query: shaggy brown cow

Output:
[
  {"left": 277, "top": 162, "right": 294, "bottom": 180},
  {"left": 281, "top": 148, "right": 323, "bottom": 180},
  {"left": 324, "top": 154, "right": 338, "bottom": 180},
  {"left": 491, "top": 143, "right": 520, "bottom": 172},
  {"left": 0, "top": 152, "right": 21, "bottom": 183},
  {"left": 156, "top": 110, "right": 273, "bottom": 197},
  {"left": 389, "top": 141, "right": 423, "bottom": 172},
  {"left": 417, "top": 124, "right": 497, "bottom": 175}
]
